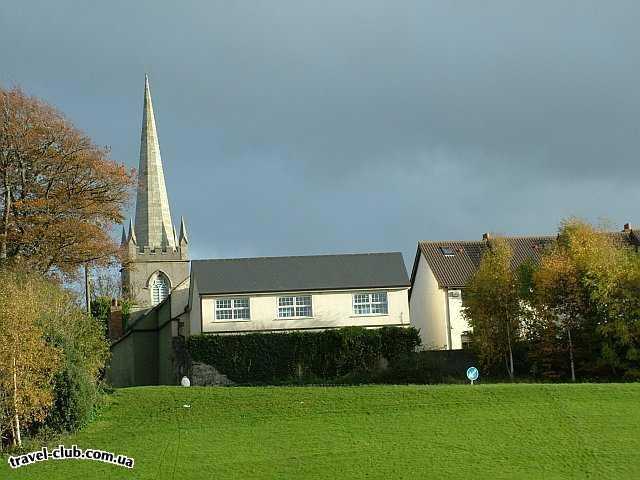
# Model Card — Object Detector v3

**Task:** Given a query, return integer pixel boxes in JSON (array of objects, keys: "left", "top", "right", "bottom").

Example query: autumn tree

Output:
[
  {"left": 0, "top": 271, "right": 61, "bottom": 448},
  {"left": 595, "top": 248, "right": 640, "bottom": 379},
  {"left": 463, "top": 238, "right": 522, "bottom": 379},
  {"left": 531, "top": 219, "right": 630, "bottom": 381},
  {"left": 0, "top": 86, "right": 134, "bottom": 277}
]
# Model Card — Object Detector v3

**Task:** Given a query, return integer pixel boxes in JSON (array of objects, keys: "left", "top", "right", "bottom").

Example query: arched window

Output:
[{"left": 150, "top": 272, "right": 170, "bottom": 306}]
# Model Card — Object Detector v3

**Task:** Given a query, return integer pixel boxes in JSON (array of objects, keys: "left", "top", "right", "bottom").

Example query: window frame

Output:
[
  {"left": 214, "top": 297, "right": 251, "bottom": 321},
  {"left": 352, "top": 291, "right": 388, "bottom": 316},
  {"left": 440, "top": 246, "right": 455, "bottom": 257},
  {"left": 277, "top": 295, "right": 313, "bottom": 319},
  {"left": 150, "top": 273, "right": 170, "bottom": 306}
]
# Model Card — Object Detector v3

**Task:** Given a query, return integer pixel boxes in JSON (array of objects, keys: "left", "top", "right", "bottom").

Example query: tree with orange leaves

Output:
[
  {"left": 0, "top": 86, "right": 135, "bottom": 277},
  {"left": 0, "top": 271, "right": 61, "bottom": 448},
  {"left": 531, "top": 219, "right": 631, "bottom": 381}
]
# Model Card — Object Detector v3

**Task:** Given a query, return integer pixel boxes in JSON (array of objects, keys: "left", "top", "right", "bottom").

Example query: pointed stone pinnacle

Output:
[
  {"left": 179, "top": 216, "right": 189, "bottom": 244},
  {"left": 128, "top": 219, "right": 137, "bottom": 245}
]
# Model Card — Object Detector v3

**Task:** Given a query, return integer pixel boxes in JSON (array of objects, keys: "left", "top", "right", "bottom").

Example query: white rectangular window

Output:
[
  {"left": 353, "top": 292, "right": 388, "bottom": 315},
  {"left": 278, "top": 295, "right": 312, "bottom": 318},
  {"left": 215, "top": 298, "right": 250, "bottom": 320}
]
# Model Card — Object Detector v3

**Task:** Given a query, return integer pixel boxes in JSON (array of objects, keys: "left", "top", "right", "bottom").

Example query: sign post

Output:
[{"left": 466, "top": 366, "right": 479, "bottom": 385}]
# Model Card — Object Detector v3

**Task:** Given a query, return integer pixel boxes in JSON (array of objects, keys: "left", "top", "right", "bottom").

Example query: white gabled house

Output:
[
  {"left": 186, "top": 253, "right": 411, "bottom": 336},
  {"left": 408, "top": 235, "right": 554, "bottom": 350},
  {"left": 408, "top": 227, "right": 640, "bottom": 351}
]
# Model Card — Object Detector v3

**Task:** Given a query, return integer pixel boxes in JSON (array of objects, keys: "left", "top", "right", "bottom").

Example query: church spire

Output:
[{"left": 133, "top": 74, "right": 176, "bottom": 250}]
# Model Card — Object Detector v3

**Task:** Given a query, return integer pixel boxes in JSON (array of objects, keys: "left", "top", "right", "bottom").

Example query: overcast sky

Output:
[{"left": 2, "top": 1, "right": 639, "bottom": 268}]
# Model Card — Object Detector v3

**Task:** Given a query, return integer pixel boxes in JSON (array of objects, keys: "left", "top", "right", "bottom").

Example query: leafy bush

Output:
[
  {"left": 37, "top": 282, "right": 110, "bottom": 433},
  {"left": 0, "top": 271, "right": 110, "bottom": 448},
  {"left": 46, "top": 363, "right": 96, "bottom": 432},
  {"left": 187, "top": 327, "right": 421, "bottom": 384},
  {"left": 90, "top": 296, "right": 111, "bottom": 334}
]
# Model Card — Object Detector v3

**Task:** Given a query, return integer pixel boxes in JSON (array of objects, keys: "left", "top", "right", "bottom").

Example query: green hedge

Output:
[
  {"left": 370, "top": 349, "right": 478, "bottom": 384},
  {"left": 187, "top": 326, "right": 421, "bottom": 383}
]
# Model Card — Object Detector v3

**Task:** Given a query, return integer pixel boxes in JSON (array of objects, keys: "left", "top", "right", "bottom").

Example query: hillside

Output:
[{"left": 4, "top": 384, "right": 640, "bottom": 479}]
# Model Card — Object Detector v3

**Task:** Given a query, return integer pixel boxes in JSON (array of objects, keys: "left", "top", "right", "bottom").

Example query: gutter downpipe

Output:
[{"left": 444, "top": 288, "right": 453, "bottom": 350}]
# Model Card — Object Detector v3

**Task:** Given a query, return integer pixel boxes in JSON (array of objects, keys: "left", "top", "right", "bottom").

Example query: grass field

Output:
[{"left": 3, "top": 384, "right": 640, "bottom": 479}]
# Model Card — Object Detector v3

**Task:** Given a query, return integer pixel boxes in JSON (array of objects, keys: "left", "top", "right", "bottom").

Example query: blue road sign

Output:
[{"left": 466, "top": 366, "right": 479, "bottom": 383}]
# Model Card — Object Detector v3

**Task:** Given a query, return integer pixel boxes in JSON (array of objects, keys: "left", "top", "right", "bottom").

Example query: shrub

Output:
[
  {"left": 46, "top": 362, "right": 96, "bottom": 432},
  {"left": 37, "top": 282, "right": 110, "bottom": 433},
  {"left": 187, "top": 327, "right": 421, "bottom": 384},
  {"left": 90, "top": 296, "right": 111, "bottom": 334},
  {"left": 1, "top": 271, "right": 109, "bottom": 448}
]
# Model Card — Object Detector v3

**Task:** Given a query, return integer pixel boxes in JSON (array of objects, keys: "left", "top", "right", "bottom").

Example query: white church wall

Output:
[
  {"left": 409, "top": 253, "right": 449, "bottom": 349},
  {"left": 198, "top": 288, "right": 410, "bottom": 334}
]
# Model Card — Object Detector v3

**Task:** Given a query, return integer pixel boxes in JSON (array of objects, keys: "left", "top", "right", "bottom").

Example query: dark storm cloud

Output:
[{"left": 1, "top": 1, "right": 639, "bottom": 265}]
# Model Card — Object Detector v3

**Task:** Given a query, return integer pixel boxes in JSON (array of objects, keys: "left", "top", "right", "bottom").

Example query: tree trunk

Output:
[
  {"left": 567, "top": 327, "right": 576, "bottom": 382},
  {"left": 0, "top": 178, "right": 10, "bottom": 260},
  {"left": 84, "top": 263, "right": 91, "bottom": 312},
  {"left": 9, "top": 415, "right": 16, "bottom": 448},
  {"left": 505, "top": 320, "right": 514, "bottom": 380},
  {"left": 12, "top": 354, "right": 21, "bottom": 447}
]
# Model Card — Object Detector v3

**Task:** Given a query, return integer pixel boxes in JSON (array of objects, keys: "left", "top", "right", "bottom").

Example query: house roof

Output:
[
  {"left": 415, "top": 236, "right": 555, "bottom": 288},
  {"left": 413, "top": 229, "right": 640, "bottom": 289},
  {"left": 607, "top": 230, "right": 639, "bottom": 248},
  {"left": 191, "top": 252, "right": 410, "bottom": 296}
]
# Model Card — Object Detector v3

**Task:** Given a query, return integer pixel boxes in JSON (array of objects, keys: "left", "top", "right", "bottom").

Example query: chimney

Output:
[
  {"left": 623, "top": 223, "right": 631, "bottom": 231},
  {"left": 108, "top": 298, "right": 124, "bottom": 341},
  {"left": 482, "top": 232, "right": 491, "bottom": 241}
]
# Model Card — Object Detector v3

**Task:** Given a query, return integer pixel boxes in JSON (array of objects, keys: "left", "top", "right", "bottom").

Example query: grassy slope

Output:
[{"left": 3, "top": 384, "right": 640, "bottom": 479}]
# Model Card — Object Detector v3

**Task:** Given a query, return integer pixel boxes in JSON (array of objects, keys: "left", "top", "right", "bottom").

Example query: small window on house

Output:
[
  {"left": 150, "top": 272, "right": 170, "bottom": 306},
  {"left": 278, "top": 295, "right": 312, "bottom": 318},
  {"left": 353, "top": 292, "right": 388, "bottom": 315},
  {"left": 215, "top": 298, "right": 250, "bottom": 320},
  {"left": 440, "top": 246, "right": 455, "bottom": 257}
]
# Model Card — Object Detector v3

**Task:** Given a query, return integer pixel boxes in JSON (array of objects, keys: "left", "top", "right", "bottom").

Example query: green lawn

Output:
[{"left": 3, "top": 384, "right": 640, "bottom": 479}]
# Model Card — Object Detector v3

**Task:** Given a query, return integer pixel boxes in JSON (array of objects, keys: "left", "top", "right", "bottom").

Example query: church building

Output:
[
  {"left": 120, "top": 75, "right": 190, "bottom": 311},
  {"left": 108, "top": 77, "right": 411, "bottom": 387}
]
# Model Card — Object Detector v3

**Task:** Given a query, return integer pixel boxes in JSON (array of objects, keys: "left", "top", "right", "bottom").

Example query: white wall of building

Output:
[
  {"left": 446, "top": 289, "right": 467, "bottom": 350},
  {"left": 409, "top": 254, "right": 448, "bottom": 349},
  {"left": 195, "top": 288, "right": 409, "bottom": 334},
  {"left": 409, "top": 253, "right": 471, "bottom": 350}
]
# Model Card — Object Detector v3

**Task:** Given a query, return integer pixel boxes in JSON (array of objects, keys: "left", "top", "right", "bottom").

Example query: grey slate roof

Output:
[{"left": 191, "top": 252, "right": 410, "bottom": 295}]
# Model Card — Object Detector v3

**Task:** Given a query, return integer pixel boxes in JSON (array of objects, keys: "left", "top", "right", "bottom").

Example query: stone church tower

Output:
[{"left": 121, "top": 75, "right": 189, "bottom": 310}]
